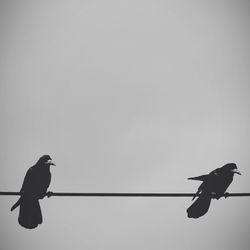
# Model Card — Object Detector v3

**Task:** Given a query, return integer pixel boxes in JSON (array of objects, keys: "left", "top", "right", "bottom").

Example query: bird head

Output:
[
  {"left": 222, "top": 163, "right": 241, "bottom": 175},
  {"left": 37, "top": 155, "right": 56, "bottom": 166}
]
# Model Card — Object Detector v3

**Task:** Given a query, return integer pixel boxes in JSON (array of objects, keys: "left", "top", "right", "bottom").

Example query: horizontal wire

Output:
[{"left": 1, "top": 192, "right": 250, "bottom": 197}]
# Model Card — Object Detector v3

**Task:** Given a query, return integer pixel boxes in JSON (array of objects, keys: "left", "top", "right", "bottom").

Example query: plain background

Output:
[{"left": 1, "top": 1, "right": 250, "bottom": 249}]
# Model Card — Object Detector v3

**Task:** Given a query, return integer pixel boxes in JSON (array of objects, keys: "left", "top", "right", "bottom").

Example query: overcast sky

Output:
[{"left": 1, "top": 1, "right": 250, "bottom": 249}]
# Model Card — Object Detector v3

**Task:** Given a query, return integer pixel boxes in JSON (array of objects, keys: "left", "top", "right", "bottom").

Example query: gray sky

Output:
[{"left": 1, "top": 1, "right": 250, "bottom": 249}]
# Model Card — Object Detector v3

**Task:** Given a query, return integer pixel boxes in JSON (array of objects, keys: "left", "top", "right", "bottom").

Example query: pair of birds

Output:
[{"left": 11, "top": 155, "right": 240, "bottom": 229}]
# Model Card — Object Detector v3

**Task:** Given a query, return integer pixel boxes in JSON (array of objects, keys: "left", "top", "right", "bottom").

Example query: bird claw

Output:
[
  {"left": 47, "top": 191, "right": 53, "bottom": 198},
  {"left": 211, "top": 192, "right": 218, "bottom": 199}
]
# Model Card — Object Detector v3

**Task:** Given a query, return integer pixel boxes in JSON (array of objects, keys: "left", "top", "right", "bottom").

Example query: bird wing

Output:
[
  {"left": 22, "top": 166, "right": 52, "bottom": 199},
  {"left": 209, "top": 168, "right": 220, "bottom": 176},
  {"left": 11, "top": 198, "right": 21, "bottom": 211},
  {"left": 20, "top": 167, "right": 34, "bottom": 193},
  {"left": 188, "top": 174, "right": 209, "bottom": 181},
  {"left": 39, "top": 172, "right": 51, "bottom": 198},
  {"left": 11, "top": 167, "right": 34, "bottom": 211}
]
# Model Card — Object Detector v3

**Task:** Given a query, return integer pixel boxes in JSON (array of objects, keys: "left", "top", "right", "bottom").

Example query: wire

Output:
[{"left": 1, "top": 192, "right": 250, "bottom": 197}]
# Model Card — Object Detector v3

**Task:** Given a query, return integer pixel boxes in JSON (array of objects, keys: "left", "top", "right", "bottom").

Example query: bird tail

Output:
[
  {"left": 11, "top": 198, "right": 21, "bottom": 211},
  {"left": 187, "top": 194, "right": 212, "bottom": 218},
  {"left": 18, "top": 197, "right": 42, "bottom": 229}
]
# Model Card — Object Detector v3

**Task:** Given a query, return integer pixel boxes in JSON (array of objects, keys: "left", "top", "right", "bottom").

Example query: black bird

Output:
[
  {"left": 187, "top": 163, "right": 240, "bottom": 219},
  {"left": 11, "top": 155, "right": 55, "bottom": 229}
]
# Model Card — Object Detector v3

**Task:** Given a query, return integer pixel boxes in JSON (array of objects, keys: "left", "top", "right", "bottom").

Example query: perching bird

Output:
[
  {"left": 187, "top": 163, "right": 240, "bottom": 219},
  {"left": 11, "top": 155, "right": 55, "bottom": 229}
]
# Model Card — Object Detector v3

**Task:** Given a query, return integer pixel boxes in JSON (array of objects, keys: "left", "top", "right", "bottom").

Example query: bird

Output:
[
  {"left": 11, "top": 155, "right": 55, "bottom": 229},
  {"left": 187, "top": 163, "right": 240, "bottom": 219}
]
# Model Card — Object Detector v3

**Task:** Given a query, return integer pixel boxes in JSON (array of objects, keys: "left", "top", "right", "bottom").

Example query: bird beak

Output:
[
  {"left": 47, "top": 159, "right": 56, "bottom": 166},
  {"left": 232, "top": 169, "right": 241, "bottom": 175}
]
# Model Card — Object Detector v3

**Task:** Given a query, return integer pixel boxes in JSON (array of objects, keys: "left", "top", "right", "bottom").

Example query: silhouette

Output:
[
  {"left": 187, "top": 163, "right": 240, "bottom": 218},
  {"left": 11, "top": 155, "right": 55, "bottom": 229}
]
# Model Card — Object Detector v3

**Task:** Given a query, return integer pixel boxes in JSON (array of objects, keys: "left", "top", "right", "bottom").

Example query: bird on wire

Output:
[
  {"left": 187, "top": 163, "right": 241, "bottom": 219},
  {"left": 11, "top": 155, "right": 55, "bottom": 229}
]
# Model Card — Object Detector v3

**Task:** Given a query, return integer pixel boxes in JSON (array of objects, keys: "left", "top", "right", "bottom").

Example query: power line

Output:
[{"left": 1, "top": 192, "right": 250, "bottom": 197}]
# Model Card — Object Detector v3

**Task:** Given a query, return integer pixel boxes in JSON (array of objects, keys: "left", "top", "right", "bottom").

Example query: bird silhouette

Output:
[
  {"left": 187, "top": 163, "right": 240, "bottom": 219},
  {"left": 11, "top": 155, "right": 55, "bottom": 229}
]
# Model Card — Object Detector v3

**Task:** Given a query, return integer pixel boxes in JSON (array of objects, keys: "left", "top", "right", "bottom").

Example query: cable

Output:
[{"left": 1, "top": 192, "right": 250, "bottom": 197}]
